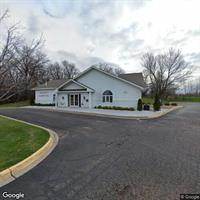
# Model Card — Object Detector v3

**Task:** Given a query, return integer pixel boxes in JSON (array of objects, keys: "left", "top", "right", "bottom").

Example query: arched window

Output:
[{"left": 103, "top": 90, "right": 113, "bottom": 103}]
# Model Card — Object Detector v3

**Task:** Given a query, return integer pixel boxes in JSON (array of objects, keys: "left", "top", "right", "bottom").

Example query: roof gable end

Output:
[
  {"left": 58, "top": 79, "right": 94, "bottom": 92},
  {"left": 75, "top": 66, "right": 144, "bottom": 90}
]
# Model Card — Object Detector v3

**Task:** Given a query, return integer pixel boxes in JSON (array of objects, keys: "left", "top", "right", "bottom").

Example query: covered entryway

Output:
[{"left": 57, "top": 79, "right": 94, "bottom": 108}]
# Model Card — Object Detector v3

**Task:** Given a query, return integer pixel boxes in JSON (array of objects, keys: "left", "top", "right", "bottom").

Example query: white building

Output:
[{"left": 32, "top": 66, "right": 146, "bottom": 109}]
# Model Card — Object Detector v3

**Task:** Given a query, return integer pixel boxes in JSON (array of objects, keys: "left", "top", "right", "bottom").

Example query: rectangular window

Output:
[
  {"left": 70, "top": 95, "right": 74, "bottom": 105},
  {"left": 103, "top": 95, "right": 113, "bottom": 103},
  {"left": 110, "top": 96, "right": 113, "bottom": 102},
  {"left": 74, "top": 94, "right": 78, "bottom": 106}
]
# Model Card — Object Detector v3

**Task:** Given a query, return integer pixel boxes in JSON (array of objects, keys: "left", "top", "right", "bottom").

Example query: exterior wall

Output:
[
  {"left": 35, "top": 90, "right": 56, "bottom": 104},
  {"left": 76, "top": 69, "right": 142, "bottom": 108},
  {"left": 81, "top": 93, "right": 89, "bottom": 108},
  {"left": 57, "top": 93, "right": 68, "bottom": 107}
]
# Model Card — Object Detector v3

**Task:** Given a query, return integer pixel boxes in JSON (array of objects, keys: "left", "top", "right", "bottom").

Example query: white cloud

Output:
[{"left": 1, "top": 0, "right": 200, "bottom": 76}]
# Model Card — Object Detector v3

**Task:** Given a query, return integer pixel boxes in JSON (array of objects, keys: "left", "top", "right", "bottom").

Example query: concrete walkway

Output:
[{"left": 25, "top": 106, "right": 174, "bottom": 119}]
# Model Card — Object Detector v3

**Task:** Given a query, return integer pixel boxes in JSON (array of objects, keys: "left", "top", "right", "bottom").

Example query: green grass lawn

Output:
[
  {"left": 143, "top": 96, "right": 200, "bottom": 104},
  {"left": 0, "top": 116, "right": 49, "bottom": 172},
  {"left": 168, "top": 96, "right": 200, "bottom": 102},
  {"left": 142, "top": 97, "right": 154, "bottom": 105},
  {"left": 0, "top": 100, "right": 30, "bottom": 108}
]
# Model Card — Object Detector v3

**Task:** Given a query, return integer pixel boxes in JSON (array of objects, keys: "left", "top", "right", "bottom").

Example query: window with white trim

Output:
[
  {"left": 102, "top": 90, "right": 113, "bottom": 102},
  {"left": 53, "top": 94, "right": 56, "bottom": 103}
]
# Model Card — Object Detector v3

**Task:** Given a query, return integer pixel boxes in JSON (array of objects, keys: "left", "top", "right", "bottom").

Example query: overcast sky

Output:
[{"left": 1, "top": 0, "right": 200, "bottom": 76}]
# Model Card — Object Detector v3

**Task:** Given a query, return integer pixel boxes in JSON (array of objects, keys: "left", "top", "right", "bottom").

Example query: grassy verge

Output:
[
  {"left": 143, "top": 96, "right": 200, "bottom": 104},
  {"left": 142, "top": 97, "right": 154, "bottom": 105},
  {"left": 168, "top": 96, "right": 200, "bottom": 102},
  {"left": 0, "top": 100, "right": 30, "bottom": 108},
  {"left": 0, "top": 116, "right": 49, "bottom": 172}
]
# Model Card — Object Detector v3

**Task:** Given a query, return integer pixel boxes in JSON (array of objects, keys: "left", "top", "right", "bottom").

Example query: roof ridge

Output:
[{"left": 120, "top": 72, "right": 143, "bottom": 75}]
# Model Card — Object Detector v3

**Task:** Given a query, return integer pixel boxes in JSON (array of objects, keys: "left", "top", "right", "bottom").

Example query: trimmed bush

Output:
[
  {"left": 30, "top": 98, "right": 35, "bottom": 105},
  {"left": 153, "top": 95, "right": 161, "bottom": 111},
  {"left": 171, "top": 102, "right": 177, "bottom": 106},
  {"left": 137, "top": 99, "right": 143, "bottom": 111},
  {"left": 34, "top": 103, "right": 55, "bottom": 106},
  {"left": 164, "top": 102, "right": 170, "bottom": 106}
]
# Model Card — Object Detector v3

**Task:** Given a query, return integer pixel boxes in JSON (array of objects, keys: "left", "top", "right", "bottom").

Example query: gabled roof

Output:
[
  {"left": 119, "top": 73, "right": 146, "bottom": 88},
  {"left": 32, "top": 66, "right": 145, "bottom": 91},
  {"left": 75, "top": 66, "right": 145, "bottom": 90},
  {"left": 32, "top": 79, "right": 68, "bottom": 90},
  {"left": 58, "top": 79, "right": 94, "bottom": 92}
]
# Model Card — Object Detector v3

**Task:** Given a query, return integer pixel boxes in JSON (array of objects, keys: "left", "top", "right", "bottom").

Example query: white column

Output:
[
  {"left": 89, "top": 92, "right": 92, "bottom": 108},
  {"left": 55, "top": 90, "right": 58, "bottom": 107}
]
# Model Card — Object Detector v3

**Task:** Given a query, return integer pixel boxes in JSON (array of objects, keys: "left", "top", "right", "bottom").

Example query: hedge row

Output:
[
  {"left": 33, "top": 103, "right": 55, "bottom": 106},
  {"left": 94, "top": 105, "right": 135, "bottom": 111},
  {"left": 164, "top": 102, "right": 178, "bottom": 106}
]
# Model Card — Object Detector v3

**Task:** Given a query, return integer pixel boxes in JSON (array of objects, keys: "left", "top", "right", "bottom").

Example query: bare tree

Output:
[
  {"left": 113, "top": 67, "right": 125, "bottom": 76},
  {"left": 46, "top": 62, "right": 64, "bottom": 80},
  {"left": 183, "top": 77, "right": 200, "bottom": 95},
  {"left": 0, "top": 9, "right": 9, "bottom": 23},
  {"left": 14, "top": 38, "right": 48, "bottom": 98},
  {"left": 62, "top": 60, "right": 79, "bottom": 79},
  {"left": 0, "top": 10, "right": 22, "bottom": 102},
  {"left": 96, "top": 63, "right": 114, "bottom": 74},
  {"left": 141, "top": 48, "right": 191, "bottom": 109},
  {"left": 93, "top": 62, "right": 125, "bottom": 76},
  {"left": 0, "top": 10, "right": 49, "bottom": 102}
]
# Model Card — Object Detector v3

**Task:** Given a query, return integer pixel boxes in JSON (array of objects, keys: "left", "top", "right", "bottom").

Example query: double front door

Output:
[{"left": 69, "top": 94, "right": 80, "bottom": 107}]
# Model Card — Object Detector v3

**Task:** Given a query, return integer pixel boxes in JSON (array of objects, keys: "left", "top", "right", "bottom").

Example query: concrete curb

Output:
[
  {"left": 0, "top": 115, "right": 59, "bottom": 188},
  {"left": 143, "top": 106, "right": 183, "bottom": 119},
  {"left": 24, "top": 105, "right": 183, "bottom": 120}
]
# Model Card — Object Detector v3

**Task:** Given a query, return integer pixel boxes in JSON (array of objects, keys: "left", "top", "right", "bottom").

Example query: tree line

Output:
[
  {"left": 0, "top": 10, "right": 126, "bottom": 103},
  {"left": 1, "top": 10, "right": 194, "bottom": 108}
]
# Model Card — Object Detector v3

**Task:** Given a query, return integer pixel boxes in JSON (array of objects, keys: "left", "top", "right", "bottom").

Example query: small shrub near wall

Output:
[
  {"left": 171, "top": 102, "right": 178, "bottom": 106},
  {"left": 34, "top": 103, "right": 55, "bottom": 106},
  {"left": 30, "top": 98, "right": 35, "bottom": 105},
  {"left": 153, "top": 96, "right": 161, "bottom": 111},
  {"left": 137, "top": 99, "right": 143, "bottom": 111},
  {"left": 94, "top": 106, "right": 135, "bottom": 111}
]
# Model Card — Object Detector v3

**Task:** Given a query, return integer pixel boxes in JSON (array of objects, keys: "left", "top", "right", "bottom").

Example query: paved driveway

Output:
[{"left": 0, "top": 103, "right": 200, "bottom": 200}]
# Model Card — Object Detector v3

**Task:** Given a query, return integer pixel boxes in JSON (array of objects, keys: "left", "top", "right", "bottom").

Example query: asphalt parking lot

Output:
[{"left": 0, "top": 103, "right": 200, "bottom": 200}]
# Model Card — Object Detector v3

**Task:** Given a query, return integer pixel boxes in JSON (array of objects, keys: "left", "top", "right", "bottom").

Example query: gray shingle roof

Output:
[
  {"left": 33, "top": 72, "right": 146, "bottom": 90},
  {"left": 32, "top": 79, "right": 68, "bottom": 90},
  {"left": 119, "top": 73, "right": 146, "bottom": 88}
]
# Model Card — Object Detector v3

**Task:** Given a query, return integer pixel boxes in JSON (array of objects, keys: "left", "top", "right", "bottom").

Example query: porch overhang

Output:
[{"left": 58, "top": 79, "right": 95, "bottom": 93}]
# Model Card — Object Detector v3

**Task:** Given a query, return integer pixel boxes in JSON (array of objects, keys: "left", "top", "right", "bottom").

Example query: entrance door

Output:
[{"left": 69, "top": 94, "right": 80, "bottom": 107}]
